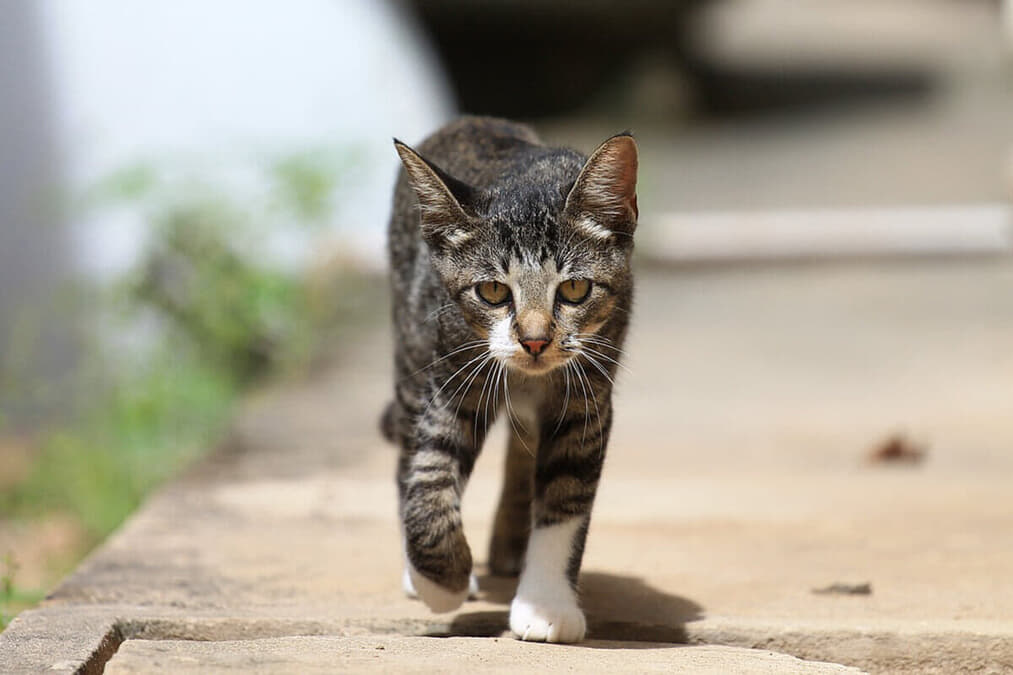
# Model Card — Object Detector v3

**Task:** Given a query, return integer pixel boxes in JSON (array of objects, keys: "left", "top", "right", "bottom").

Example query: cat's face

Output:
[
  {"left": 396, "top": 134, "right": 638, "bottom": 376},
  {"left": 451, "top": 248, "right": 625, "bottom": 375}
]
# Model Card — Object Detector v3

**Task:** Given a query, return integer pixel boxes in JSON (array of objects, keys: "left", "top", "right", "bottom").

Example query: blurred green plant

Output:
[
  {"left": 6, "top": 351, "right": 236, "bottom": 538},
  {"left": 270, "top": 149, "right": 352, "bottom": 224},
  {"left": 1, "top": 146, "right": 382, "bottom": 547},
  {"left": 129, "top": 196, "right": 313, "bottom": 383},
  {"left": 0, "top": 553, "right": 44, "bottom": 630}
]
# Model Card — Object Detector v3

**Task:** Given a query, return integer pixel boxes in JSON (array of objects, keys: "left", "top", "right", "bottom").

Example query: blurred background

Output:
[{"left": 1, "top": 0, "right": 1011, "bottom": 627}]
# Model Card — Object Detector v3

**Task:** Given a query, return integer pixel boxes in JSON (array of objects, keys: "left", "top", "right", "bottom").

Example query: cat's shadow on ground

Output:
[{"left": 432, "top": 570, "right": 704, "bottom": 648}]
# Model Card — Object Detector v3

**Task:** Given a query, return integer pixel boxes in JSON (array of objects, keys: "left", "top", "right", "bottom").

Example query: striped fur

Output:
[{"left": 385, "top": 117, "right": 637, "bottom": 643}]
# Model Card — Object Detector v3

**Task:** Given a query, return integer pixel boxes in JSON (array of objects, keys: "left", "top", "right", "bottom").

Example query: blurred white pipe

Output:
[
  {"left": 1005, "top": 0, "right": 1013, "bottom": 58},
  {"left": 648, "top": 205, "right": 1012, "bottom": 263}
]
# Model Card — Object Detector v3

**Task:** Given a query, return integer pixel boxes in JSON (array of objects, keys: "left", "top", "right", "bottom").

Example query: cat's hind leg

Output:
[{"left": 488, "top": 425, "right": 536, "bottom": 577}]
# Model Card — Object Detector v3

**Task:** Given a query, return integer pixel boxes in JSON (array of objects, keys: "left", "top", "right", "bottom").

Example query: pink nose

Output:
[{"left": 520, "top": 338, "right": 549, "bottom": 356}]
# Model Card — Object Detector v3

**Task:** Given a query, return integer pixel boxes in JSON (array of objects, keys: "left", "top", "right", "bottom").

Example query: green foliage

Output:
[
  {"left": 87, "top": 163, "right": 160, "bottom": 203},
  {"left": 0, "top": 553, "right": 44, "bottom": 630},
  {"left": 270, "top": 150, "right": 354, "bottom": 224},
  {"left": 128, "top": 196, "right": 315, "bottom": 384},
  {"left": 0, "top": 147, "right": 379, "bottom": 632},
  {"left": 6, "top": 353, "right": 235, "bottom": 538},
  {"left": 2, "top": 147, "right": 368, "bottom": 545}
]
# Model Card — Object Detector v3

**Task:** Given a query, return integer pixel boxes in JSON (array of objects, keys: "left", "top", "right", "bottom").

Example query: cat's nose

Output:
[{"left": 520, "top": 338, "right": 549, "bottom": 356}]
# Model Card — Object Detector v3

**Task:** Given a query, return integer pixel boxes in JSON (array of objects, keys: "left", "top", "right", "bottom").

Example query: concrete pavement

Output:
[{"left": 2, "top": 259, "right": 1012, "bottom": 673}]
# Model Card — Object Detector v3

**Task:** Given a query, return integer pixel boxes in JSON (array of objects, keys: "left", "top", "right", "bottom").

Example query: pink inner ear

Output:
[
  {"left": 609, "top": 138, "right": 639, "bottom": 202},
  {"left": 615, "top": 158, "right": 637, "bottom": 206},
  {"left": 588, "top": 137, "right": 638, "bottom": 220}
]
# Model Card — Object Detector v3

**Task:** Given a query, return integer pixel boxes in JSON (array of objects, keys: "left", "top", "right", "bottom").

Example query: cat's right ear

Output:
[
  {"left": 394, "top": 140, "right": 475, "bottom": 248},
  {"left": 563, "top": 133, "right": 639, "bottom": 240}
]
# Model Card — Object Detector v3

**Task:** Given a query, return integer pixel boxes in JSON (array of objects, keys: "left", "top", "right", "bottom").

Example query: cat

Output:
[{"left": 383, "top": 116, "right": 637, "bottom": 643}]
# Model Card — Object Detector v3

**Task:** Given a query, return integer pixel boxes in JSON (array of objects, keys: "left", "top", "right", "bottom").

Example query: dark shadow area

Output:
[
  {"left": 434, "top": 610, "right": 510, "bottom": 639},
  {"left": 581, "top": 571, "right": 703, "bottom": 644},
  {"left": 408, "top": 0, "right": 935, "bottom": 120},
  {"left": 408, "top": 0, "right": 696, "bottom": 118},
  {"left": 431, "top": 570, "right": 704, "bottom": 647},
  {"left": 686, "top": 64, "right": 934, "bottom": 118}
]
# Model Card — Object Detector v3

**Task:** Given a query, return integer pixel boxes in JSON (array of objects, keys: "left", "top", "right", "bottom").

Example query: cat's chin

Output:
[{"left": 509, "top": 357, "right": 564, "bottom": 377}]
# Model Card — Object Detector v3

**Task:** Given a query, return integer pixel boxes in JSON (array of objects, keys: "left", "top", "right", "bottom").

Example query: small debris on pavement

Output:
[
  {"left": 812, "top": 582, "right": 872, "bottom": 596},
  {"left": 868, "top": 433, "right": 926, "bottom": 465}
]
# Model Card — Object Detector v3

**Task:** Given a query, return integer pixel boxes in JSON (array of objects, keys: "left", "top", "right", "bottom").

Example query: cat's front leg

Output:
[
  {"left": 509, "top": 400, "right": 612, "bottom": 643},
  {"left": 399, "top": 403, "right": 484, "bottom": 613}
]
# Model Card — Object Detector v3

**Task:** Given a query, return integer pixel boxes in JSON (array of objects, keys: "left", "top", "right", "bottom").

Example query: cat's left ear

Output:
[
  {"left": 564, "top": 133, "right": 639, "bottom": 239},
  {"left": 394, "top": 140, "right": 477, "bottom": 249}
]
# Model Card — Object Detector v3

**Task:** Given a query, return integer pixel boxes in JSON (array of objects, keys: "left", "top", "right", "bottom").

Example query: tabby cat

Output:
[{"left": 383, "top": 117, "right": 637, "bottom": 643}]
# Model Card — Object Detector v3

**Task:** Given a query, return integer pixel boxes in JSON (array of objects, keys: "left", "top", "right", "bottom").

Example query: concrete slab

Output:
[
  {"left": 0, "top": 607, "right": 119, "bottom": 674},
  {"left": 2, "top": 260, "right": 1012, "bottom": 673},
  {"left": 105, "top": 637, "right": 861, "bottom": 674}
]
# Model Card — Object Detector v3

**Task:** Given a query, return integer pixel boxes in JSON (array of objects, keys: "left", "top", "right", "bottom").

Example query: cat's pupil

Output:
[
  {"left": 477, "top": 280, "right": 510, "bottom": 305},
  {"left": 558, "top": 278, "right": 590, "bottom": 303}
]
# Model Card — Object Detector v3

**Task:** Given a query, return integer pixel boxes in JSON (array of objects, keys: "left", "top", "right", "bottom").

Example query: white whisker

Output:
[
  {"left": 450, "top": 355, "right": 494, "bottom": 420},
  {"left": 502, "top": 369, "right": 532, "bottom": 454},
  {"left": 424, "top": 303, "right": 457, "bottom": 323},
  {"left": 579, "top": 359, "right": 605, "bottom": 448},
  {"left": 483, "top": 361, "right": 502, "bottom": 440},
  {"left": 579, "top": 351, "right": 617, "bottom": 388},
  {"left": 473, "top": 357, "right": 499, "bottom": 443},
  {"left": 553, "top": 361, "right": 572, "bottom": 434},
  {"left": 423, "top": 351, "right": 489, "bottom": 414},
  {"left": 572, "top": 359, "right": 591, "bottom": 446},
  {"left": 578, "top": 344, "right": 629, "bottom": 375},
  {"left": 574, "top": 333, "right": 625, "bottom": 353},
  {"left": 406, "top": 340, "right": 487, "bottom": 381}
]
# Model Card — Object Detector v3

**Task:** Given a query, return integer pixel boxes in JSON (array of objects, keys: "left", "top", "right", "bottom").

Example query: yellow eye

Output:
[
  {"left": 477, "top": 281, "right": 511, "bottom": 305},
  {"left": 557, "top": 279, "right": 591, "bottom": 304}
]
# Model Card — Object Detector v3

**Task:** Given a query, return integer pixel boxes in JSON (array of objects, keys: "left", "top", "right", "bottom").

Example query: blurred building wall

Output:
[
  {"left": 41, "top": 0, "right": 453, "bottom": 275},
  {"left": 0, "top": 1, "right": 75, "bottom": 424},
  {"left": 0, "top": 0, "right": 453, "bottom": 424}
]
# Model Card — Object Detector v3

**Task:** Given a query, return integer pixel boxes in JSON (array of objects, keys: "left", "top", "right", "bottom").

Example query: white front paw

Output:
[
  {"left": 509, "top": 592, "right": 587, "bottom": 643},
  {"left": 402, "top": 566, "right": 418, "bottom": 598},
  {"left": 403, "top": 567, "right": 478, "bottom": 601},
  {"left": 405, "top": 564, "right": 471, "bottom": 613}
]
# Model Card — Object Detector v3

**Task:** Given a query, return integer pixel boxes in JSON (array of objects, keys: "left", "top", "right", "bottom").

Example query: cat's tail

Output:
[{"left": 380, "top": 401, "right": 398, "bottom": 444}]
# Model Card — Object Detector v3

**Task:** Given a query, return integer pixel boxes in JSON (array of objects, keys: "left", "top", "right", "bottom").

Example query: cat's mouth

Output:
[{"left": 508, "top": 349, "right": 566, "bottom": 375}]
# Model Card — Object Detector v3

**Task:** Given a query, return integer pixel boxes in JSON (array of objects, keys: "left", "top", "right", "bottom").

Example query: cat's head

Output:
[{"left": 395, "top": 133, "right": 638, "bottom": 376}]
